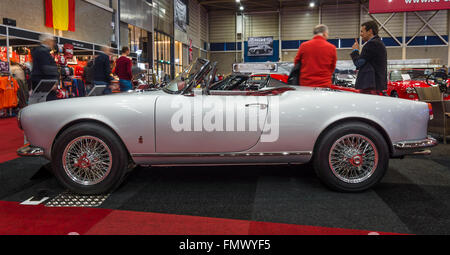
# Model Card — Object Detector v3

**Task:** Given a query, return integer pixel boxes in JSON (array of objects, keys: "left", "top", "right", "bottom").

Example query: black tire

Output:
[
  {"left": 313, "top": 122, "right": 389, "bottom": 192},
  {"left": 390, "top": 91, "right": 399, "bottom": 98},
  {"left": 51, "top": 122, "right": 129, "bottom": 195}
]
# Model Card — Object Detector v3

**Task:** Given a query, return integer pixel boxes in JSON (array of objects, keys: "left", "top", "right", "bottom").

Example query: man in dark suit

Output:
[
  {"left": 93, "top": 46, "right": 113, "bottom": 94},
  {"left": 351, "top": 21, "right": 387, "bottom": 95},
  {"left": 31, "top": 34, "right": 59, "bottom": 100}
]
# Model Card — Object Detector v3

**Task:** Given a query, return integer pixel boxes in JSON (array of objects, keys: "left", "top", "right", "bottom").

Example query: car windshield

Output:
[
  {"left": 210, "top": 75, "right": 248, "bottom": 90},
  {"left": 163, "top": 58, "right": 210, "bottom": 94},
  {"left": 390, "top": 69, "right": 431, "bottom": 82}
]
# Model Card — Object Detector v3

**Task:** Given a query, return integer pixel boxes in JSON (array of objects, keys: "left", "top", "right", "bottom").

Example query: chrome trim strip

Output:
[
  {"left": 412, "top": 149, "right": 432, "bottom": 156},
  {"left": 17, "top": 144, "right": 44, "bottom": 157},
  {"left": 150, "top": 163, "right": 293, "bottom": 167},
  {"left": 131, "top": 151, "right": 313, "bottom": 158},
  {"left": 393, "top": 136, "right": 438, "bottom": 150}
]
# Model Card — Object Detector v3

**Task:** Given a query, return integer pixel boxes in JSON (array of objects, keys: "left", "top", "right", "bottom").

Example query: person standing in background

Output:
[
  {"left": 82, "top": 59, "right": 94, "bottom": 91},
  {"left": 132, "top": 59, "right": 141, "bottom": 77},
  {"left": 93, "top": 46, "right": 113, "bottom": 94},
  {"left": 31, "top": 34, "right": 59, "bottom": 101},
  {"left": 351, "top": 21, "right": 387, "bottom": 95},
  {"left": 114, "top": 46, "right": 133, "bottom": 92},
  {"left": 19, "top": 34, "right": 58, "bottom": 153},
  {"left": 293, "top": 24, "right": 337, "bottom": 87}
]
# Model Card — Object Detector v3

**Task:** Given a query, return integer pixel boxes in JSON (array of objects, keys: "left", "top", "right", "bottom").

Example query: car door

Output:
[{"left": 154, "top": 92, "right": 268, "bottom": 153}]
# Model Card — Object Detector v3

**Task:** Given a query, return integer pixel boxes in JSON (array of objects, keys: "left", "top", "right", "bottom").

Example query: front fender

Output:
[{"left": 21, "top": 94, "right": 157, "bottom": 160}]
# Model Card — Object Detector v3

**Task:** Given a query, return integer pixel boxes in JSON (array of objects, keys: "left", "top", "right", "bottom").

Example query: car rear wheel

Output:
[
  {"left": 52, "top": 123, "right": 129, "bottom": 195},
  {"left": 313, "top": 122, "right": 389, "bottom": 192},
  {"left": 390, "top": 91, "right": 399, "bottom": 98}
]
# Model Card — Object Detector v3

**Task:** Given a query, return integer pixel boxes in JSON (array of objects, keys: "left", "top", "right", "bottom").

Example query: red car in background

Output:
[
  {"left": 386, "top": 69, "right": 431, "bottom": 100},
  {"left": 386, "top": 69, "right": 450, "bottom": 100}
]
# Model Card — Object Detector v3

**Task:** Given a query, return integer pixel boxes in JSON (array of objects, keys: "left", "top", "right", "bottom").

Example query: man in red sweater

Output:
[
  {"left": 114, "top": 46, "right": 133, "bottom": 92},
  {"left": 294, "top": 24, "right": 337, "bottom": 87}
]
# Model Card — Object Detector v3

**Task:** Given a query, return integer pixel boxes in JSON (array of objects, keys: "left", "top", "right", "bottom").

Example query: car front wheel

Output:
[
  {"left": 52, "top": 123, "right": 129, "bottom": 195},
  {"left": 313, "top": 122, "right": 389, "bottom": 192}
]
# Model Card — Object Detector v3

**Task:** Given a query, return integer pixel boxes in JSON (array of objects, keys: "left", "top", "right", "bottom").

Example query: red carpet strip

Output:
[
  {"left": 0, "top": 118, "right": 23, "bottom": 163},
  {"left": 0, "top": 201, "right": 401, "bottom": 235}
]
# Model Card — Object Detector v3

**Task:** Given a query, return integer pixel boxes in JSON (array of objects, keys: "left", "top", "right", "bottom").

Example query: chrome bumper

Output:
[
  {"left": 392, "top": 136, "right": 438, "bottom": 156},
  {"left": 17, "top": 144, "right": 44, "bottom": 157}
]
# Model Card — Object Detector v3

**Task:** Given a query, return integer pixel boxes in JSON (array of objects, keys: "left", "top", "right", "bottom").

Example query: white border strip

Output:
[{"left": 21, "top": 197, "right": 50, "bottom": 205}]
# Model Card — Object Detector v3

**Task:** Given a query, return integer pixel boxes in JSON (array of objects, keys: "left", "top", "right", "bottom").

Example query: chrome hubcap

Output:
[
  {"left": 62, "top": 136, "right": 112, "bottom": 186},
  {"left": 329, "top": 134, "right": 378, "bottom": 184}
]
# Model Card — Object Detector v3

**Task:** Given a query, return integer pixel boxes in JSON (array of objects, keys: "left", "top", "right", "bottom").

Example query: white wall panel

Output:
[
  {"left": 407, "top": 47, "right": 448, "bottom": 64},
  {"left": 322, "top": 4, "right": 360, "bottom": 39},
  {"left": 406, "top": 10, "right": 448, "bottom": 37},
  {"left": 209, "top": 52, "right": 238, "bottom": 74},
  {"left": 244, "top": 12, "right": 279, "bottom": 40},
  {"left": 188, "top": 0, "right": 201, "bottom": 47},
  {"left": 200, "top": 6, "right": 209, "bottom": 43},
  {"left": 281, "top": 7, "right": 319, "bottom": 40},
  {"left": 281, "top": 51, "right": 297, "bottom": 62},
  {"left": 361, "top": 5, "right": 403, "bottom": 38},
  {"left": 209, "top": 11, "right": 236, "bottom": 43}
]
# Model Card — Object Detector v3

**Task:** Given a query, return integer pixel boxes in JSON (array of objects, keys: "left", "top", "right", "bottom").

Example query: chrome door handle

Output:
[{"left": 245, "top": 103, "right": 268, "bottom": 110}]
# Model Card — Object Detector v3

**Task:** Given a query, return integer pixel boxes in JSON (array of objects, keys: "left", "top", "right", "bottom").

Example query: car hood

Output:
[
  {"left": 23, "top": 90, "right": 166, "bottom": 111},
  {"left": 390, "top": 80, "right": 429, "bottom": 88}
]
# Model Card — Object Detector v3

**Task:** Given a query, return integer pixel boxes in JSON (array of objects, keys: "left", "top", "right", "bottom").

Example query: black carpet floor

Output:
[{"left": 0, "top": 144, "right": 449, "bottom": 234}]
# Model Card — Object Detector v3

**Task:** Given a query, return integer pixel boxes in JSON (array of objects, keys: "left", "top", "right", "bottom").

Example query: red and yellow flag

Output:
[{"left": 45, "top": 0, "right": 75, "bottom": 32}]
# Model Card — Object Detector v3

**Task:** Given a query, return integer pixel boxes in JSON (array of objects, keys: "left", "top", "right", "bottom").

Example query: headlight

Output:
[{"left": 406, "top": 87, "right": 417, "bottom": 94}]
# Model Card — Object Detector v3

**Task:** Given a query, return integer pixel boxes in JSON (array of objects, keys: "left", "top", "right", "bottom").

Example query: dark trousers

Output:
[{"left": 360, "top": 89, "right": 380, "bottom": 95}]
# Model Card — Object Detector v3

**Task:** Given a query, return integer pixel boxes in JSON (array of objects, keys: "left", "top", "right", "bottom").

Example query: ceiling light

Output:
[
  {"left": 236, "top": 0, "right": 240, "bottom": 3},
  {"left": 309, "top": 2, "right": 315, "bottom": 8},
  {"left": 239, "top": 6, "right": 244, "bottom": 11}
]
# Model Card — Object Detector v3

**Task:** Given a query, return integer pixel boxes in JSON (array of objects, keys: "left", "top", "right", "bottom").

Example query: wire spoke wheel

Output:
[
  {"left": 328, "top": 134, "right": 379, "bottom": 184},
  {"left": 62, "top": 136, "right": 113, "bottom": 186}
]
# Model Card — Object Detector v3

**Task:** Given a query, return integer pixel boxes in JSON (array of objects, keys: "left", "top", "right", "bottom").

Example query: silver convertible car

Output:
[{"left": 18, "top": 59, "right": 437, "bottom": 194}]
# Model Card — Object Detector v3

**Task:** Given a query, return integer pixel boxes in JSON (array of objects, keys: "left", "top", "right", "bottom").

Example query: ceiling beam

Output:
[
  {"left": 202, "top": 3, "right": 237, "bottom": 10},
  {"left": 199, "top": 0, "right": 237, "bottom": 5},
  {"left": 201, "top": 0, "right": 362, "bottom": 11},
  {"left": 244, "top": 1, "right": 277, "bottom": 9}
]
